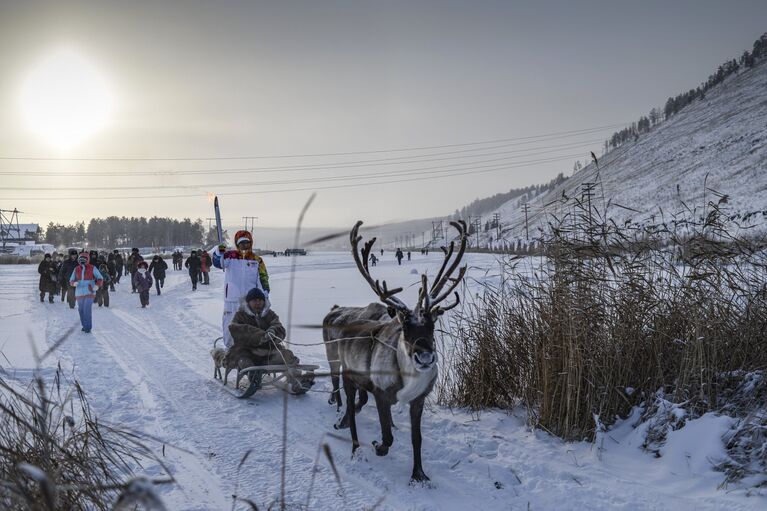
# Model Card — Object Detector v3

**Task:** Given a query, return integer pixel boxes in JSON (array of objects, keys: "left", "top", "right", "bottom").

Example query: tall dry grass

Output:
[
  {"left": 439, "top": 191, "right": 767, "bottom": 444},
  {"left": 0, "top": 359, "right": 172, "bottom": 509}
]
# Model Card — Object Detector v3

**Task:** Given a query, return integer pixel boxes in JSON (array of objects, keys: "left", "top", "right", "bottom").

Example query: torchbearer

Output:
[{"left": 212, "top": 230, "right": 270, "bottom": 349}]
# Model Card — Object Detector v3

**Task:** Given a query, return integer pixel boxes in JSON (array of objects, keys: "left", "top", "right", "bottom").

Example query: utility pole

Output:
[
  {"left": 581, "top": 182, "right": 597, "bottom": 229},
  {"left": 242, "top": 216, "right": 259, "bottom": 232},
  {"left": 472, "top": 216, "right": 482, "bottom": 249},
  {"left": 522, "top": 203, "right": 530, "bottom": 240},
  {"left": 493, "top": 213, "right": 501, "bottom": 243}
]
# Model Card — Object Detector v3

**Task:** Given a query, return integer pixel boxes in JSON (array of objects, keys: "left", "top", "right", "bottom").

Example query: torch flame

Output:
[{"left": 207, "top": 192, "right": 216, "bottom": 203}]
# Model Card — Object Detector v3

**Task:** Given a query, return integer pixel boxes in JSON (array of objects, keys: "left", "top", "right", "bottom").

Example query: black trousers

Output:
[{"left": 96, "top": 288, "right": 110, "bottom": 307}]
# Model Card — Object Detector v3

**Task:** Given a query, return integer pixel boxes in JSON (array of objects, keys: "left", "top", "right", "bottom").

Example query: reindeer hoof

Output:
[
  {"left": 410, "top": 469, "right": 430, "bottom": 485},
  {"left": 372, "top": 441, "right": 389, "bottom": 457},
  {"left": 334, "top": 415, "right": 350, "bottom": 430},
  {"left": 328, "top": 395, "right": 336, "bottom": 405}
]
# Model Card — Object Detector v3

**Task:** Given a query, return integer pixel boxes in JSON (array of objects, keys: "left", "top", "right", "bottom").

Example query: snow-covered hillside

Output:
[
  {"left": 491, "top": 60, "right": 767, "bottom": 243},
  {"left": 1, "top": 253, "right": 765, "bottom": 510}
]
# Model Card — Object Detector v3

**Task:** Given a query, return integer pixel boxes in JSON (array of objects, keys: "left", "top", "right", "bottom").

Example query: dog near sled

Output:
[{"left": 210, "top": 333, "right": 317, "bottom": 399}]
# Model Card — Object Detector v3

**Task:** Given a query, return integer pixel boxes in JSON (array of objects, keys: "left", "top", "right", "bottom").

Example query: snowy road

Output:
[{"left": 1, "top": 253, "right": 764, "bottom": 510}]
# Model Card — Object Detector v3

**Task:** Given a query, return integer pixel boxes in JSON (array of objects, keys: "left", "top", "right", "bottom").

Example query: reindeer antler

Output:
[
  {"left": 416, "top": 220, "right": 468, "bottom": 315},
  {"left": 350, "top": 221, "right": 409, "bottom": 311}
]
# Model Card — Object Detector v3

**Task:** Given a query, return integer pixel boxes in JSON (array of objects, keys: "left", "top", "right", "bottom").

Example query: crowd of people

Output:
[{"left": 36, "top": 247, "right": 215, "bottom": 332}]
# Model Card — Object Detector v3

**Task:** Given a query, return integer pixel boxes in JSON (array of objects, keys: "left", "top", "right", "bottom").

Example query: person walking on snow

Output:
[
  {"left": 200, "top": 250, "right": 212, "bottom": 285},
  {"left": 126, "top": 248, "right": 144, "bottom": 293},
  {"left": 184, "top": 250, "right": 202, "bottom": 291},
  {"left": 69, "top": 252, "right": 104, "bottom": 333},
  {"left": 148, "top": 255, "right": 168, "bottom": 295},
  {"left": 37, "top": 253, "right": 58, "bottom": 303},
  {"left": 212, "top": 230, "right": 270, "bottom": 349},
  {"left": 113, "top": 250, "right": 124, "bottom": 283},
  {"left": 59, "top": 249, "right": 79, "bottom": 308},
  {"left": 133, "top": 261, "right": 153, "bottom": 308},
  {"left": 395, "top": 248, "right": 404, "bottom": 265},
  {"left": 96, "top": 262, "right": 111, "bottom": 307}
]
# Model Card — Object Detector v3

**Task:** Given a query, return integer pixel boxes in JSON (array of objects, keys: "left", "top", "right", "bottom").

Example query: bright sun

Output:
[{"left": 18, "top": 48, "right": 113, "bottom": 151}]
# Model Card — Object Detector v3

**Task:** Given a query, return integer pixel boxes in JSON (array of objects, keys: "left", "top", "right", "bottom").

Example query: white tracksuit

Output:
[{"left": 212, "top": 248, "right": 269, "bottom": 348}]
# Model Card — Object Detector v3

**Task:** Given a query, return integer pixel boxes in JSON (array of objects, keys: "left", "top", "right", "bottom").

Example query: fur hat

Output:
[
  {"left": 78, "top": 252, "right": 89, "bottom": 263},
  {"left": 245, "top": 288, "right": 266, "bottom": 302},
  {"left": 137, "top": 261, "right": 149, "bottom": 269}
]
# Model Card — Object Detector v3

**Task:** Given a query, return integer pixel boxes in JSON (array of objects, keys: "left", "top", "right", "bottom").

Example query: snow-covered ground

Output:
[{"left": 1, "top": 252, "right": 764, "bottom": 510}]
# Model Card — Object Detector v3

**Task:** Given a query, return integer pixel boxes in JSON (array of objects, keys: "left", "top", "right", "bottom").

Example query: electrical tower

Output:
[
  {"left": 0, "top": 208, "right": 22, "bottom": 250},
  {"left": 431, "top": 221, "right": 444, "bottom": 245}
]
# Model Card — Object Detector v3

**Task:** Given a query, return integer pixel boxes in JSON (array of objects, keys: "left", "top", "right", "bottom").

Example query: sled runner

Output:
[{"left": 233, "top": 363, "right": 318, "bottom": 398}]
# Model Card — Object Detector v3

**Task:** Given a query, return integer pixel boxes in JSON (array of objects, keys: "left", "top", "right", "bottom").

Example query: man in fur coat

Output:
[{"left": 227, "top": 287, "right": 298, "bottom": 371}]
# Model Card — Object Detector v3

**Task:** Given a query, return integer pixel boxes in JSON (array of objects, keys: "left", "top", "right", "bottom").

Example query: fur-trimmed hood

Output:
[{"left": 238, "top": 296, "right": 271, "bottom": 318}]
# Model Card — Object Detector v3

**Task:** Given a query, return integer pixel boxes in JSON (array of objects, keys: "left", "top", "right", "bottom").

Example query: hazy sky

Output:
[{"left": 1, "top": 0, "right": 765, "bottom": 229}]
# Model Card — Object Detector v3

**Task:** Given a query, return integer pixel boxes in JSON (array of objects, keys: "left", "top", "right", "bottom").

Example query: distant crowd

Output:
[{"left": 37, "top": 248, "right": 214, "bottom": 332}]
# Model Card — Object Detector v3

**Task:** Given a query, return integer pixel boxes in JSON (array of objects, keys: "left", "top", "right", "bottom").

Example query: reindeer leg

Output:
[
  {"left": 223, "top": 367, "right": 231, "bottom": 386},
  {"left": 355, "top": 389, "right": 368, "bottom": 413},
  {"left": 409, "top": 396, "right": 430, "bottom": 483},
  {"left": 334, "top": 385, "right": 352, "bottom": 429},
  {"left": 371, "top": 391, "right": 394, "bottom": 457},
  {"left": 328, "top": 360, "right": 342, "bottom": 411},
  {"left": 342, "top": 376, "right": 360, "bottom": 454}
]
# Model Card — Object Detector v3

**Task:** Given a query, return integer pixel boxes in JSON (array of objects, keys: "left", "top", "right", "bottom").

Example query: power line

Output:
[
  {"left": 0, "top": 136, "right": 606, "bottom": 177},
  {"left": 1, "top": 151, "right": 588, "bottom": 192},
  {"left": 0, "top": 153, "right": 582, "bottom": 201},
  {"left": 0, "top": 122, "right": 629, "bottom": 161}
]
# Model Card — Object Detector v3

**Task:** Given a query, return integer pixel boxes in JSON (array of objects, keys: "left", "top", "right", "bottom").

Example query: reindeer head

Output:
[{"left": 350, "top": 220, "right": 468, "bottom": 372}]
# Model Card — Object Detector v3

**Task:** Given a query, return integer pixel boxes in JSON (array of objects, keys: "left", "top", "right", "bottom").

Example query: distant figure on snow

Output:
[
  {"left": 148, "top": 255, "right": 168, "bottom": 296},
  {"left": 69, "top": 252, "right": 104, "bottom": 333},
  {"left": 126, "top": 248, "right": 144, "bottom": 293},
  {"left": 395, "top": 248, "right": 404, "bottom": 265},
  {"left": 185, "top": 250, "right": 202, "bottom": 291},
  {"left": 37, "top": 253, "right": 58, "bottom": 303},
  {"left": 96, "top": 263, "right": 111, "bottom": 307},
  {"left": 133, "top": 261, "right": 153, "bottom": 308}
]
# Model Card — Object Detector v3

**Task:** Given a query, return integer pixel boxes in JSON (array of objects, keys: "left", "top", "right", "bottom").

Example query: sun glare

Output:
[{"left": 18, "top": 48, "right": 113, "bottom": 151}]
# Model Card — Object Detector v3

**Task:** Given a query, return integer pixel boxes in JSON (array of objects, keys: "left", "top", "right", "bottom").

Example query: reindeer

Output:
[
  {"left": 323, "top": 302, "right": 393, "bottom": 421},
  {"left": 323, "top": 220, "right": 467, "bottom": 483}
]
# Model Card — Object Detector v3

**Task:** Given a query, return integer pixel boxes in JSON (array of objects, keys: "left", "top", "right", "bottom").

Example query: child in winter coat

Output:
[{"left": 133, "top": 261, "right": 153, "bottom": 308}]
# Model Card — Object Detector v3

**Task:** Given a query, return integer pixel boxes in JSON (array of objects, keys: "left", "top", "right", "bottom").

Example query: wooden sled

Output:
[{"left": 233, "top": 364, "right": 319, "bottom": 399}]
